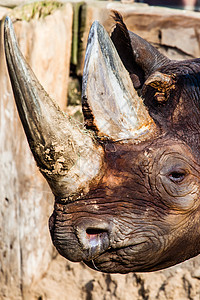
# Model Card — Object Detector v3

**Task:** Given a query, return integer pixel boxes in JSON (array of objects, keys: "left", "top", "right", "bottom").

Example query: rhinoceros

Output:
[{"left": 4, "top": 12, "right": 200, "bottom": 274}]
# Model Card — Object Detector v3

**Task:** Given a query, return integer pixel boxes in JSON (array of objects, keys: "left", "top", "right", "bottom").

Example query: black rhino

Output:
[{"left": 4, "top": 12, "right": 200, "bottom": 273}]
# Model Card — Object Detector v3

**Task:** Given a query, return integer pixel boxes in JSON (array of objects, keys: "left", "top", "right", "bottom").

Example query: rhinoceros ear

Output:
[
  {"left": 82, "top": 21, "right": 157, "bottom": 143},
  {"left": 111, "top": 11, "right": 144, "bottom": 89},
  {"left": 111, "top": 11, "right": 169, "bottom": 88}
]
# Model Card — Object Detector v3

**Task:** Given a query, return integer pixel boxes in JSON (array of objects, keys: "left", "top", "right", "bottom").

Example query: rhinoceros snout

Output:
[
  {"left": 49, "top": 210, "right": 112, "bottom": 263},
  {"left": 75, "top": 218, "right": 111, "bottom": 261}
]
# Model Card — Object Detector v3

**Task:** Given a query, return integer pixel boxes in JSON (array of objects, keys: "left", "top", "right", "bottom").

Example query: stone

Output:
[
  {"left": 0, "top": 2, "right": 73, "bottom": 299},
  {"left": 0, "top": 36, "right": 54, "bottom": 299},
  {"left": 161, "top": 27, "right": 199, "bottom": 57},
  {"left": 0, "top": 6, "right": 11, "bottom": 18},
  {"left": 76, "top": 3, "right": 200, "bottom": 74},
  {"left": 9, "top": 1, "right": 73, "bottom": 110},
  {"left": 0, "top": 0, "right": 26, "bottom": 8},
  {"left": 20, "top": 254, "right": 200, "bottom": 300}
]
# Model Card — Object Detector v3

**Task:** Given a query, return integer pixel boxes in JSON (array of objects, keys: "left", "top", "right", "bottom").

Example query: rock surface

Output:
[
  {"left": 10, "top": 2, "right": 73, "bottom": 110},
  {"left": 23, "top": 253, "right": 200, "bottom": 300},
  {"left": 0, "top": 2, "right": 73, "bottom": 299},
  {"left": 0, "top": 30, "right": 54, "bottom": 299},
  {"left": 0, "top": 0, "right": 26, "bottom": 8},
  {"left": 0, "top": 6, "right": 10, "bottom": 18},
  {"left": 76, "top": 3, "right": 200, "bottom": 74}
]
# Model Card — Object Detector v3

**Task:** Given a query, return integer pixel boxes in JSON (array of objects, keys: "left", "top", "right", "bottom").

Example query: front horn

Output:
[{"left": 4, "top": 16, "right": 103, "bottom": 200}]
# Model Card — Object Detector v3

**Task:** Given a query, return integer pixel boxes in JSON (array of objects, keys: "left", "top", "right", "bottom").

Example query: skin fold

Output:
[{"left": 50, "top": 138, "right": 200, "bottom": 273}]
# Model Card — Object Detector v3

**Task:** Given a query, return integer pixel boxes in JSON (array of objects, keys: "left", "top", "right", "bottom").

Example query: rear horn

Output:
[{"left": 82, "top": 21, "right": 157, "bottom": 142}]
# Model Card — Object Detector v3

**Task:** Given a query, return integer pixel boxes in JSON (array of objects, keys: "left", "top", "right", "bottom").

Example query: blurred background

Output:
[
  {"left": 1, "top": 1, "right": 200, "bottom": 300},
  {"left": 136, "top": 0, "right": 200, "bottom": 11}
]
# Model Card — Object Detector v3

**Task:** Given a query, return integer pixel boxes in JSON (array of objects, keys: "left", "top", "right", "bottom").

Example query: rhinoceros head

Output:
[{"left": 4, "top": 12, "right": 200, "bottom": 273}]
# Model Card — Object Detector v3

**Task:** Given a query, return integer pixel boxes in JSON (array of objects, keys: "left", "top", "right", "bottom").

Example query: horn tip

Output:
[
  {"left": 91, "top": 20, "right": 101, "bottom": 30},
  {"left": 4, "top": 15, "right": 18, "bottom": 52},
  {"left": 4, "top": 16, "right": 14, "bottom": 41},
  {"left": 90, "top": 20, "right": 106, "bottom": 39},
  {"left": 4, "top": 16, "right": 12, "bottom": 30},
  {"left": 84, "top": 20, "right": 106, "bottom": 73}
]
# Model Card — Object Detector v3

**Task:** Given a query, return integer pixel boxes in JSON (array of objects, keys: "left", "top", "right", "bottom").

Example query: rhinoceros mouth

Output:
[
  {"left": 49, "top": 213, "right": 113, "bottom": 262},
  {"left": 50, "top": 210, "right": 149, "bottom": 271},
  {"left": 83, "top": 240, "right": 149, "bottom": 273}
]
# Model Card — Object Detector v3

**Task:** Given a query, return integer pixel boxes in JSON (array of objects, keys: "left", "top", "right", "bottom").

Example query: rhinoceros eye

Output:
[{"left": 168, "top": 171, "right": 186, "bottom": 183}]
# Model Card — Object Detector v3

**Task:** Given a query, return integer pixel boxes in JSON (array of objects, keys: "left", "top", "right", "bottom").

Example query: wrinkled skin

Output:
[
  {"left": 50, "top": 58, "right": 200, "bottom": 273},
  {"left": 4, "top": 13, "right": 200, "bottom": 274},
  {"left": 50, "top": 137, "right": 200, "bottom": 273}
]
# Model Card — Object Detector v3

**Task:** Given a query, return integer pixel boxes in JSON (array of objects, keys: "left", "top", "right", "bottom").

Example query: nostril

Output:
[
  {"left": 86, "top": 228, "right": 108, "bottom": 248},
  {"left": 75, "top": 218, "right": 111, "bottom": 261},
  {"left": 86, "top": 228, "right": 108, "bottom": 236}
]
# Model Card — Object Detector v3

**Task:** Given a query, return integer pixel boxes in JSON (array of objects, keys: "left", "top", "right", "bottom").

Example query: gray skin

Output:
[{"left": 4, "top": 12, "right": 200, "bottom": 274}]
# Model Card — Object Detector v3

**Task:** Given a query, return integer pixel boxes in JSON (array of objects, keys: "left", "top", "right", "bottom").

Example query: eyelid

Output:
[
  {"left": 167, "top": 170, "right": 187, "bottom": 183},
  {"left": 160, "top": 166, "right": 187, "bottom": 176}
]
